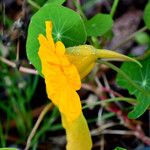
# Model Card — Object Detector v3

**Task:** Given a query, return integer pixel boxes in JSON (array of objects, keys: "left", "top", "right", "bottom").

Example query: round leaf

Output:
[
  {"left": 85, "top": 14, "right": 113, "bottom": 37},
  {"left": 144, "top": 2, "right": 150, "bottom": 29},
  {"left": 26, "top": 3, "right": 87, "bottom": 74},
  {"left": 135, "top": 32, "right": 150, "bottom": 45},
  {"left": 116, "top": 56, "right": 150, "bottom": 118}
]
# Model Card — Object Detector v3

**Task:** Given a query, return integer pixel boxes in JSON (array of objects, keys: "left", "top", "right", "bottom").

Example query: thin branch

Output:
[
  {"left": 102, "top": 74, "right": 115, "bottom": 98},
  {"left": 91, "top": 122, "right": 119, "bottom": 135},
  {"left": 82, "top": 97, "right": 136, "bottom": 109},
  {"left": 19, "top": 66, "right": 37, "bottom": 74},
  {"left": 101, "top": 129, "right": 134, "bottom": 135},
  {"left": 112, "top": 26, "right": 148, "bottom": 50},
  {"left": 25, "top": 103, "right": 54, "bottom": 150},
  {"left": 82, "top": 83, "right": 122, "bottom": 98},
  {"left": 0, "top": 56, "right": 38, "bottom": 75}
]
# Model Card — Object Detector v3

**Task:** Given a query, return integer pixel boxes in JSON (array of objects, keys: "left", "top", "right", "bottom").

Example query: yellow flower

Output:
[
  {"left": 38, "top": 21, "right": 92, "bottom": 150},
  {"left": 37, "top": 20, "right": 139, "bottom": 150},
  {"left": 38, "top": 21, "right": 82, "bottom": 122}
]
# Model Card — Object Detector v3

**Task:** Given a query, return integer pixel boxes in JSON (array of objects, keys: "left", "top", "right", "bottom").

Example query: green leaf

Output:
[
  {"left": 135, "top": 32, "right": 150, "bottom": 45},
  {"left": 85, "top": 14, "right": 113, "bottom": 37},
  {"left": 116, "top": 56, "right": 150, "bottom": 119},
  {"left": 26, "top": 3, "right": 87, "bottom": 75},
  {"left": 144, "top": 2, "right": 150, "bottom": 29},
  {"left": 128, "top": 94, "right": 149, "bottom": 118},
  {"left": 47, "top": 0, "right": 66, "bottom": 5},
  {"left": 0, "top": 148, "right": 18, "bottom": 150},
  {"left": 114, "top": 147, "right": 127, "bottom": 150},
  {"left": 33, "top": 0, "right": 47, "bottom": 6}
]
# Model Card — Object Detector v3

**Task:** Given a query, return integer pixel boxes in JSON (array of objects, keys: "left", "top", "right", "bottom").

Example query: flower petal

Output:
[
  {"left": 58, "top": 85, "right": 82, "bottom": 122},
  {"left": 43, "top": 64, "right": 81, "bottom": 122},
  {"left": 38, "top": 34, "right": 51, "bottom": 49},
  {"left": 45, "top": 21, "right": 55, "bottom": 51},
  {"left": 38, "top": 20, "right": 82, "bottom": 122},
  {"left": 38, "top": 35, "right": 60, "bottom": 65},
  {"left": 55, "top": 41, "right": 65, "bottom": 55},
  {"left": 63, "top": 64, "right": 81, "bottom": 90}
]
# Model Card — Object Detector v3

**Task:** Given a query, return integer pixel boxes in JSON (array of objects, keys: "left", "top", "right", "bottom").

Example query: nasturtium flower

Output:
[
  {"left": 38, "top": 21, "right": 82, "bottom": 122},
  {"left": 38, "top": 20, "right": 140, "bottom": 150},
  {"left": 38, "top": 21, "right": 92, "bottom": 150}
]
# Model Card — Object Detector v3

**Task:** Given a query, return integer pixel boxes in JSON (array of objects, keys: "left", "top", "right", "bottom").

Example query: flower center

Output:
[{"left": 57, "top": 32, "right": 61, "bottom": 40}]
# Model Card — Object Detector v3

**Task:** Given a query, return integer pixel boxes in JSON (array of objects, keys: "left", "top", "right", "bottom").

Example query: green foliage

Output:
[
  {"left": 0, "top": 41, "right": 39, "bottom": 146},
  {"left": 32, "top": 107, "right": 61, "bottom": 145},
  {"left": 116, "top": 56, "right": 150, "bottom": 118},
  {"left": 1, "top": 0, "right": 150, "bottom": 148},
  {"left": 0, "top": 148, "right": 18, "bottom": 150},
  {"left": 26, "top": 3, "right": 86, "bottom": 75},
  {"left": 144, "top": 2, "right": 150, "bottom": 29},
  {"left": 47, "top": 0, "right": 66, "bottom": 5},
  {"left": 110, "top": 0, "right": 119, "bottom": 17},
  {"left": 33, "top": 0, "right": 47, "bottom": 6},
  {"left": 114, "top": 147, "right": 127, "bottom": 150},
  {"left": 85, "top": 14, "right": 113, "bottom": 37},
  {"left": 0, "top": 61, "right": 62, "bottom": 147},
  {"left": 0, "top": 122, "right": 5, "bottom": 147},
  {"left": 135, "top": 32, "right": 150, "bottom": 45},
  {"left": 0, "top": 65, "right": 38, "bottom": 135}
]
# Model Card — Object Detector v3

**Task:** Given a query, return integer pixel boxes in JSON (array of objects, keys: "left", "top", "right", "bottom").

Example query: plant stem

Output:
[
  {"left": 25, "top": 103, "right": 54, "bottom": 150},
  {"left": 112, "top": 26, "right": 148, "bottom": 50},
  {"left": 83, "top": 97, "right": 136, "bottom": 109},
  {"left": 74, "top": 0, "right": 87, "bottom": 21},
  {"left": 91, "top": 36, "right": 100, "bottom": 48},
  {"left": 16, "top": 39, "right": 20, "bottom": 61},
  {"left": 0, "top": 56, "right": 37, "bottom": 74},
  {"left": 97, "top": 60, "right": 149, "bottom": 96},
  {"left": 27, "top": 0, "right": 41, "bottom": 10},
  {"left": 110, "top": 0, "right": 119, "bottom": 18}
]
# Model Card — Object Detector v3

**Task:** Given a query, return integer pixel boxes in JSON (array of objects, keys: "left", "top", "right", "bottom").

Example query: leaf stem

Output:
[
  {"left": 91, "top": 36, "right": 100, "bottom": 48},
  {"left": 27, "top": 0, "right": 41, "bottom": 10},
  {"left": 74, "top": 0, "right": 87, "bottom": 21},
  {"left": 110, "top": 0, "right": 119, "bottom": 18},
  {"left": 112, "top": 26, "right": 148, "bottom": 50},
  {"left": 25, "top": 103, "right": 54, "bottom": 150},
  {"left": 83, "top": 97, "right": 136, "bottom": 109}
]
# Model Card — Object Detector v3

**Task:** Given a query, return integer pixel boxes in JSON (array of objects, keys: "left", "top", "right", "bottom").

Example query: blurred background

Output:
[{"left": 0, "top": 0, "right": 150, "bottom": 149}]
